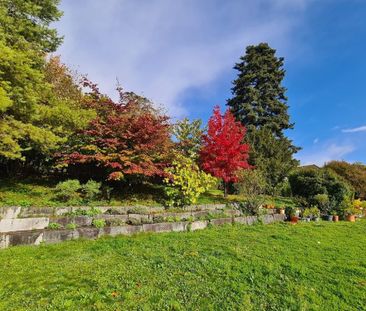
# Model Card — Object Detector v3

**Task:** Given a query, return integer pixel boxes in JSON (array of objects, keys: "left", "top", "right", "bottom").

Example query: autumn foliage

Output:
[
  {"left": 58, "top": 80, "right": 172, "bottom": 181},
  {"left": 200, "top": 106, "right": 251, "bottom": 195}
]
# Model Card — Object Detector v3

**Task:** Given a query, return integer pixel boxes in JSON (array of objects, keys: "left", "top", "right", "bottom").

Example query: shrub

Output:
[
  {"left": 64, "top": 207, "right": 101, "bottom": 217},
  {"left": 92, "top": 219, "right": 106, "bottom": 228},
  {"left": 81, "top": 180, "right": 101, "bottom": 202},
  {"left": 54, "top": 180, "right": 81, "bottom": 203},
  {"left": 66, "top": 223, "right": 77, "bottom": 230},
  {"left": 325, "top": 160, "right": 366, "bottom": 199},
  {"left": 164, "top": 153, "right": 217, "bottom": 207},
  {"left": 127, "top": 207, "right": 149, "bottom": 214},
  {"left": 313, "top": 194, "right": 330, "bottom": 214},
  {"left": 48, "top": 222, "right": 62, "bottom": 230},
  {"left": 289, "top": 168, "right": 353, "bottom": 208},
  {"left": 236, "top": 169, "right": 267, "bottom": 215}
]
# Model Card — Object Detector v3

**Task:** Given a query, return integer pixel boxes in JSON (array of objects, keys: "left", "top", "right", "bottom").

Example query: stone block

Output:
[
  {"left": 210, "top": 217, "right": 233, "bottom": 226},
  {"left": 190, "top": 220, "right": 208, "bottom": 231},
  {"left": 0, "top": 217, "right": 49, "bottom": 233}
]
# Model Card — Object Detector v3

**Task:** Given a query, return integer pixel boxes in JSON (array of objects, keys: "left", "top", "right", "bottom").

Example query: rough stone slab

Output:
[
  {"left": 210, "top": 218, "right": 233, "bottom": 226},
  {"left": 52, "top": 216, "right": 92, "bottom": 227},
  {"left": 0, "top": 206, "right": 21, "bottom": 219},
  {"left": 234, "top": 217, "right": 248, "bottom": 224},
  {"left": 19, "top": 207, "right": 55, "bottom": 218},
  {"left": 246, "top": 216, "right": 257, "bottom": 225},
  {"left": 2, "top": 230, "right": 44, "bottom": 248},
  {"left": 0, "top": 217, "right": 49, "bottom": 233},
  {"left": 262, "top": 214, "right": 274, "bottom": 224},
  {"left": 273, "top": 214, "right": 286, "bottom": 222},
  {"left": 142, "top": 222, "right": 186, "bottom": 233},
  {"left": 103, "top": 225, "right": 142, "bottom": 236},
  {"left": 190, "top": 220, "right": 208, "bottom": 231},
  {"left": 97, "top": 215, "right": 129, "bottom": 226},
  {"left": 43, "top": 229, "right": 78, "bottom": 244}
]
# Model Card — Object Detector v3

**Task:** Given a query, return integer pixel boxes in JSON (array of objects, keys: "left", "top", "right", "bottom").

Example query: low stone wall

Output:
[
  {"left": 0, "top": 214, "right": 286, "bottom": 249},
  {"left": 0, "top": 204, "right": 228, "bottom": 219}
]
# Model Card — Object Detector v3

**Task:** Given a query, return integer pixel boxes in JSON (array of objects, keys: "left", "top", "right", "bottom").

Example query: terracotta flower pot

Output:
[
  {"left": 346, "top": 215, "right": 356, "bottom": 222},
  {"left": 333, "top": 215, "right": 339, "bottom": 222},
  {"left": 290, "top": 216, "right": 298, "bottom": 224}
]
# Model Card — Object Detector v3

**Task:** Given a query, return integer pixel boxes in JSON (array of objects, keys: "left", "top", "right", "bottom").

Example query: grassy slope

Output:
[
  {"left": 0, "top": 221, "right": 365, "bottom": 310},
  {"left": 0, "top": 179, "right": 295, "bottom": 207}
]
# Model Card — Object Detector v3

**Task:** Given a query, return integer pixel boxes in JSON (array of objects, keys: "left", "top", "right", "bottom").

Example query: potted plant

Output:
[
  {"left": 344, "top": 206, "right": 358, "bottom": 222},
  {"left": 286, "top": 206, "right": 298, "bottom": 224},
  {"left": 277, "top": 206, "right": 285, "bottom": 215},
  {"left": 332, "top": 211, "right": 339, "bottom": 222},
  {"left": 302, "top": 208, "right": 312, "bottom": 222},
  {"left": 311, "top": 206, "right": 320, "bottom": 221}
]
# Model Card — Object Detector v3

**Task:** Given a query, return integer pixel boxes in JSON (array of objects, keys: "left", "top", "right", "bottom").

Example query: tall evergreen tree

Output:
[{"left": 227, "top": 43, "right": 299, "bottom": 192}]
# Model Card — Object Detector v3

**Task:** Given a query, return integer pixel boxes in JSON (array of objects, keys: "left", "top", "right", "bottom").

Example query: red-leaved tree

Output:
[
  {"left": 200, "top": 106, "right": 251, "bottom": 196},
  {"left": 57, "top": 79, "right": 172, "bottom": 181}
]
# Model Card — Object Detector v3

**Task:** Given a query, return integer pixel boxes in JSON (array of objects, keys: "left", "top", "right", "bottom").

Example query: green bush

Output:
[
  {"left": 81, "top": 180, "right": 101, "bottom": 202},
  {"left": 48, "top": 222, "right": 62, "bottom": 230},
  {"left": 313, "top": 194, "right": 330, "bottom": 214},
  {"left": 289, "top": 168, "right": 353, "bottom": 209},
  {"left": 92, "top": 219, "right": 106, "bottom": 228},
  {"left": 54, "top": 180, "right": 81, "bottom": 203},
  {"left": 66, "top": 223, "right": 77, "bottom": 230},
  {"left": 236, "top": 169, "right": 267, "bottom": 215},
  {"left": 127, "top": 206, "right": 149, "bottom": 214}
]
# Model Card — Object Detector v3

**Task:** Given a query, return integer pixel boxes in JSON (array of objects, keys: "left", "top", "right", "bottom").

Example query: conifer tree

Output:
[{"left": 227, "top": 43, "right": 299, "bottom": 192}]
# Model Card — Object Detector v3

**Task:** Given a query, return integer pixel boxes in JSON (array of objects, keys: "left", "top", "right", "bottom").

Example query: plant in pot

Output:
[
  {"left": 313, "top": 194, "right": 331, "bottom": 220},
  {"left": 344, "top": 206, "right": 358, "bottom": 222},
  {"left": 286, "top": 206, "right": 299, "bottom": 224},
  {"left": 302, "top": 208, "right": 312, "bottom": 222},
  {"left": 310, "top": 206, "right": 321, "bottom": 221},
  {"left": 277, "top": 205, "right": 285, "bottom": 215},
  {"left": 340, "top": 197, "right": 358, "bottom": 222},
  {"left": 331, "top": 210, "right": 339, "bottom": 222}
]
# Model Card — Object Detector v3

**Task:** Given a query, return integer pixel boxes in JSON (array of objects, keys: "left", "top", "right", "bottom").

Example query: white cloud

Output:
[
  {"left": 297, "top": 143, "right": 355, "bottom": 166},
  {"left": 55, "top": 0, "right": 311, "bottom": 117},
  {"left": 342, "top": 125, "right": 366, "bottom": 133}
]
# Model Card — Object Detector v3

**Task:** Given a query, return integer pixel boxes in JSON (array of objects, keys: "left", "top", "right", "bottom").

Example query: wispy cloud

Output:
[
  {"left": 297, "top": 143, "right": 355, "bottom": 166},
  {"left": 56, "top": 0, "right": 311, "bottom": 117},
  {"left": 342, "top": 125, "right": 366, "bottom": 133}
]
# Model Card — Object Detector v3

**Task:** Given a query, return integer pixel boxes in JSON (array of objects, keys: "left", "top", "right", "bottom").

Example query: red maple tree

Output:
[
  {"left": 57, "top": 79, "right": 172, "bottom": 181},
  {"left": 200, "top": 106, "right": 251, "bottom": 196}
]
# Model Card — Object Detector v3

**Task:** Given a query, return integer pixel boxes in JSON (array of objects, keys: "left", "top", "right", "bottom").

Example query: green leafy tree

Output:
[
  {"left": 325, "top": 160, "right": 366, "bottom": 199},
  {"left": 289, "top": 168, "right": 353, "bottom": 210},
  {"left": 164, "top": 153, "right": 217, "bottom": 207},
  {"left": 0, "top": 1, "right": 93, "bottom": 168},
  {"left": 227, "top": 43, "right": 299, "bottom": 189},
  {"left": 248, "top": 127, "right": 299, "bottom": 193},
  {"left": 173, "top": 118, "right": 203, "bottom": 159}
]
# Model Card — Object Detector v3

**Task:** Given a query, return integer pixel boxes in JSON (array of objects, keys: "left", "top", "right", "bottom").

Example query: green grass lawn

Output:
[{"left": 0, "top": 221, "right": 365, "bottom": 310}]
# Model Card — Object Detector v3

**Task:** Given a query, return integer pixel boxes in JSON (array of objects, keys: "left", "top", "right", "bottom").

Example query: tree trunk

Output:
[{"left": 223, "top": 181, "right": 227, "bottom": 197}]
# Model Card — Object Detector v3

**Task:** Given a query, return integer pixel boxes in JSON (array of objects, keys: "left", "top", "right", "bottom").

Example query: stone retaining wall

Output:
[
  {"left": 0, "top": 214, "right": 286, "bottom": 249},
  {"left": 0, "top": 204, "right": 227, "bottom": 219}
]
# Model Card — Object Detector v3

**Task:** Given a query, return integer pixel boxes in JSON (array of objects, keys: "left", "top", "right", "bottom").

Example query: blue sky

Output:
[{"left": 55, "top": 0, "right": 366, "bottom": 165}]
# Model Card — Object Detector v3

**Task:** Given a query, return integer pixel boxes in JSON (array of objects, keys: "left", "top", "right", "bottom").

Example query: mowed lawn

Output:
[{"left": 0, "top": 221, "right": 366, "bottom": 310}]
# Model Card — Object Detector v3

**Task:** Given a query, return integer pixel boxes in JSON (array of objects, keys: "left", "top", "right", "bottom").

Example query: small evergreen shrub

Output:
[
  {"left": 54, "top": 180, "right": 81, "bottom": 203},
  {"left": 81, "top": 180, "right": 101, "bottom": 202}
]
